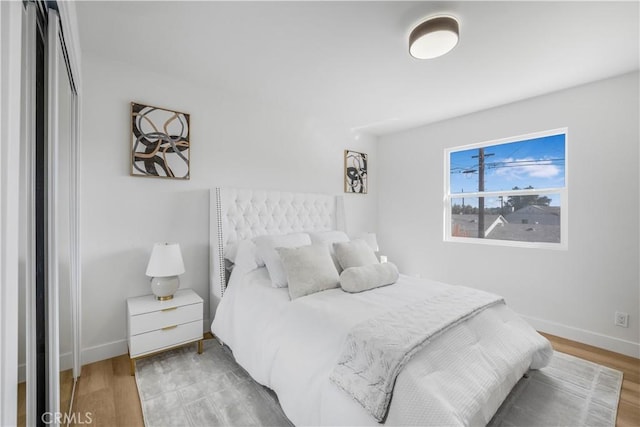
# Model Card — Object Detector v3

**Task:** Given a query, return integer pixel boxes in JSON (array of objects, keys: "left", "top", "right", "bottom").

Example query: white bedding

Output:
[
  {"left": 331, "top": 286, "right": 504, "bottom": 421},
  {"left": 212, "top": 267, "right": 553, "bottom": 426}
]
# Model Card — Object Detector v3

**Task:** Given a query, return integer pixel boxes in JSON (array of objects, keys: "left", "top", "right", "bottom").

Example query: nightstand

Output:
[{"left": 127, "top": 288, "right": 204, "bottom": 375}]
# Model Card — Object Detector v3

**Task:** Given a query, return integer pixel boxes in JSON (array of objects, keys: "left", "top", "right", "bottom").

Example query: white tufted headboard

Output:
[{"left": 209, "top": 187, "right": 345, "bottom": 318}]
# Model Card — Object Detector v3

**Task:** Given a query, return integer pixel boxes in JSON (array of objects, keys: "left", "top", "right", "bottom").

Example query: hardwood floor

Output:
[
  {"left": 42, "top": 334, "right": 640, "bottom": 426},
  {"left": 72, "top": 354, "right": 144, "bottom": 427},
  {"left": 17, "top": 369, "right": 74, "bottom": 427},
  {"left": 17, "top": 381, "right": 25, "bottom": 427}
]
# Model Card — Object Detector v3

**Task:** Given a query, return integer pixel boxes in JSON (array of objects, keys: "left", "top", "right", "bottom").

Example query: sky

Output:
[{"left": 449, "top": 133, "right": 565, "bottom": 207}]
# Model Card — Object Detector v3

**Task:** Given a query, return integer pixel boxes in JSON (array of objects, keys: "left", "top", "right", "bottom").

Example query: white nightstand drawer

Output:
[
  {"left": 129, "top": 302, "right": 202, "bottom": 335},
  {"left": 129, "top": 319, "right": 203, "bottom": 357}
]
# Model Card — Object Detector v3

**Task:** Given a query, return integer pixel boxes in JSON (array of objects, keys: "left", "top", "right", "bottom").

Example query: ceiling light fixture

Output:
[{"left": 409, "top": 16, "right": 459, "bottom": 59}]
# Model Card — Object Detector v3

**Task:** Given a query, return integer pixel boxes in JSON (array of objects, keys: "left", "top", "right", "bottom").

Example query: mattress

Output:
[{"left": 212, "top": 267, "right": 553, "bottom": 426}]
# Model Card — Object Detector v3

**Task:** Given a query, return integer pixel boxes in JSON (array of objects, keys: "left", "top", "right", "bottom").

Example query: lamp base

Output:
[{"left": 150, "top": 276, "right": 180, "bottom": 300}]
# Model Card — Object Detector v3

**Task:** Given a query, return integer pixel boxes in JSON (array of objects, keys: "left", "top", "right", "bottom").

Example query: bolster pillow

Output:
[{"left": 339, "top": 262, "right": 399, "bottom": 293}]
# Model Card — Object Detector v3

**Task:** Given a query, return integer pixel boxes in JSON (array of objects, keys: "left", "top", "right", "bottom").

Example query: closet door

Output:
[
  {"left": 20, "top": 3, "right": 49, "bottom": 425},
  {"left": 46, "top": 7, "right": 61, "bottom": 420},
  {"left": 20, "top": 3, "right": 81, "bottom": 425},
  {"left": 47, "top": 6, "right": 81, "bottom": 423},
  {"left": 1, "top": 2, "right": 25, "bottom": 426},
  {"left": 51, "top": 6, "right": 79, "bottom": 416}
]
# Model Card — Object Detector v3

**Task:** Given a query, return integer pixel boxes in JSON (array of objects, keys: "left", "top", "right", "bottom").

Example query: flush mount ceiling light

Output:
[{"left": 409, "top": 16, "right": 459, "bottom": 59}]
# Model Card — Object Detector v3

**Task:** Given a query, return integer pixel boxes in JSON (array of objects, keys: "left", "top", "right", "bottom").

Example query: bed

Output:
[{"left": 209, "top": 187, "right": 553, "bottom": 426}]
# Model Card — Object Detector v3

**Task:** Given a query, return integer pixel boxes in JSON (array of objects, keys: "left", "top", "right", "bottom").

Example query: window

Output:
[{"left": 445, "top": 129, "right": 567, "bottom": 249}]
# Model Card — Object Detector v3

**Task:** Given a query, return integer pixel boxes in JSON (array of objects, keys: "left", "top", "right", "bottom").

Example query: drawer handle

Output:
[
  {"left": 161, "top": 325, "right": 178, "bottom": 331},
  {"left": 161, "top": 307, "right": 177, "bottom": 312}
]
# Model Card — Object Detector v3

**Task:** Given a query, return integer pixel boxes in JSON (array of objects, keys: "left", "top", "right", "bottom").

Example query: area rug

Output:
[
  {"left": 488, "top": 351, "right": 623, "bottom": 427},
  {"left": 135, "top": 341, "right": 622, "bottom": 427}
]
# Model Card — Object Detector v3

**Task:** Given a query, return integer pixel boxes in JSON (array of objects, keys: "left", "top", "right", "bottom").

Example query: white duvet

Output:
[{"left": 212, "top": 267, "right": 553, "bottom": 426}]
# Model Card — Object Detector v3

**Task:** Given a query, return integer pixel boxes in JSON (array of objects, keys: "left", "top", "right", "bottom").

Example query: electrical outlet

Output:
[{"left": 614, "top": 312, "right": 629, "bottom": 328}]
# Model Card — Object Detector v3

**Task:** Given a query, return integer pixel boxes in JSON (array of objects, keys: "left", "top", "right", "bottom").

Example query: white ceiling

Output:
[{"left": 76, "top": 1, "right": 639, "bottom": 135}]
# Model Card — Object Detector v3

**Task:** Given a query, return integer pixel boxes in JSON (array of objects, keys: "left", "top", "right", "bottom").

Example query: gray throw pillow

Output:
[
  {"left": 333, "top": 239, "right": 379, "bottom": 270},
  {"left": 340, "top": 262, "right": 399, "bottom": 293},
  {"left": 277, "top": 244, "right": 340, "bottom": 300}
]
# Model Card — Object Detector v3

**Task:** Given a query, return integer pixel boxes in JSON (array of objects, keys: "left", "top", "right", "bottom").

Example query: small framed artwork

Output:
[
  {"left": 131, "top": 102, "right": 190, "bottom": 179},
  {"left": 344, "top": 149, "right": 368, "bottom": 194}
]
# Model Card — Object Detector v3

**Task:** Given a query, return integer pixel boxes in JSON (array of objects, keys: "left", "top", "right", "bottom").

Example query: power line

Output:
[
  {"left": 450, "top": 158, "right": 565, "bottom": 174},
  {"left": 487, "top": 158, "right": 564, "bottom": 169}
]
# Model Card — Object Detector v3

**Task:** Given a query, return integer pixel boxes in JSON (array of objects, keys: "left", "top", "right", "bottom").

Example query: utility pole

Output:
[
  {"left": 472, "top": 148, "right": 494, "bottom": 238},
  {"left": 478, "top": 148, "right": 486, "bottom": 238}
]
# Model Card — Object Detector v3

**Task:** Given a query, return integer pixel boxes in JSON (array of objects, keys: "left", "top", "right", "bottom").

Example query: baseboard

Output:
[
  {"left": 81, "top": 317, "right": 212, "bottom": 366},
  {"left": 523, "top": 315, "right": 640, "bottom": 358},
  {"left": 18, "top": 351, "right": 73, "bottom": 383},
  {"left": 81, "top": 339, "right": 129, "bottom": 366}
]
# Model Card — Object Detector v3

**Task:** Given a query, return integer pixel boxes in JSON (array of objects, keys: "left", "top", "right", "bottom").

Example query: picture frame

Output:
[
  {"left": 131, "top": 102, "right": 190, "bottom": 179},
  {"left": 344, "top": 149, "right": 368, "bottom": 194}
]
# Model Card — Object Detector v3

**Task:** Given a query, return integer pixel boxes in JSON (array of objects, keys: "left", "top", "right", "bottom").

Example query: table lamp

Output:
[{"left": 146, "top": 243, "right": 185, "bottom": 300}]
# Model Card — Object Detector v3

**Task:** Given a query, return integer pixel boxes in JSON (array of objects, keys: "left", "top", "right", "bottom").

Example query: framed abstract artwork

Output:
[
  {"left": 344, "top": 149, "right": 368, "bottom": 194},
  {"left": 131, "top": 102, "right": 190, "bottom": 179}
]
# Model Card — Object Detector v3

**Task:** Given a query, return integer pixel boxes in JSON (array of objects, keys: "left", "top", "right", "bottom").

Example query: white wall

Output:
[
  {"left": 80, "top": 54, "right": 378, "bottom": 364},
  {"left": 378, "top": 72, "right": 639, "bottom": 357}
]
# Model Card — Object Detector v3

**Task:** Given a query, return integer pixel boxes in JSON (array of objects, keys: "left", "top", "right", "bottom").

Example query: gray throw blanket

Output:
[{"left": 329, "top": 286, "right": 504, "bottom": 422}]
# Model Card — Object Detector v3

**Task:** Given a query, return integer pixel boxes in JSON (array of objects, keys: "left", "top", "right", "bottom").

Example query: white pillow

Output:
[
  {"left": 254, "top": 233, "right": 312, "bottom": 287},
  {"left": 333, "top": 239, "right": 379, "bottom": 270},
  {"left": 225, "top": 239, "right": 263, "bottom": 269},
  {"left": 224, "top": 241, "right": 239, "bottom": 262},
  {"left": 309, "top": 230, "right": 350, "bottom": 244},
  {"left": 308, "top": 231, "right": 350, "bottom": 272},
  {"left": 277, "top": 244, "right": 339, "bottom": 300},
  {"left": 232, "top": 239, "right": 261, "bottom": 273},
  {"left": 340, "top": 262, "right": 399, "bottom": 293}
]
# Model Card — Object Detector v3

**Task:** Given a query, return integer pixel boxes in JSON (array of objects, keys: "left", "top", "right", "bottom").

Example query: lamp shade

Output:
[
  {"left": 146, "top": 243, "right": 185, "bottom": 277},
  {"left": 409, "top": 16, "right": 459, "bottom": 59}
]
